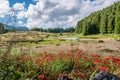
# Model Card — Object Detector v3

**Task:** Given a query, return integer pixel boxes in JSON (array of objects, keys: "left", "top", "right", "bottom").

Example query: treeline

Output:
[
  {"left": 31, "top": 27, "right": 75, "bottom": 33},
  {"left": 75, "top": 1, "right": 120, "bottom": 35},
  {"left": 0, "top": 22, "right": 75, "bottom": 33},
  {"left": 0, "top": 23, "right": 9, "bottom": 34},
  {"left": 0, "top": 23, "right": 16, "bottom": 34}
]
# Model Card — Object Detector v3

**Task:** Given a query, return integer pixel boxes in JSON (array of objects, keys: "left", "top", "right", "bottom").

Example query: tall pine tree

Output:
[
  {"left": 107, "top": 14, "right": 114, "bottom": 33},
  {"left": 100, "top": 13, "right": 108, "bottom": 34},
  {"left": 75, "top": 1, "right": 120, "bottom": 35}
]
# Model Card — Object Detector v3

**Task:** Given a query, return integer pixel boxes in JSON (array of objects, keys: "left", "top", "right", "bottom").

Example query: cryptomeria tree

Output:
[
  {"left": 114, "top": 11, "right": 120, "bottom": 34},
  {"left": 107, "top": 15, "right": 114, "bottom": 34},
  {"left": 75, "top": 1, "right": 120, "bottom": 35}
]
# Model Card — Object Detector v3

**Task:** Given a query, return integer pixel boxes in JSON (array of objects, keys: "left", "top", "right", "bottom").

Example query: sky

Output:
[{"left": 0, "top": 0, "right": 119, "bottom": 29}]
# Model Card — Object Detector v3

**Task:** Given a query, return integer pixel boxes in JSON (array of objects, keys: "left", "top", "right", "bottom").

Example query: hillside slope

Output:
[
  {"left": 4, "top": 24, "right": 29, "bottom": 31},
  {"left": 75, "top": 1, "right": 120, "bottom": 35}
]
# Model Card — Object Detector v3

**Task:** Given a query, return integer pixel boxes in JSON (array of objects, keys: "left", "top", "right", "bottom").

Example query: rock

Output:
[
  {"left": 93, "top": 71, "right": 120, "bottom": 80},
  {"left": 98, "top": 40, "right": 104, "bottom": 43}
]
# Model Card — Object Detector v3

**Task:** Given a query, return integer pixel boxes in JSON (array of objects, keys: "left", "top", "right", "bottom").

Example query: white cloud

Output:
[
  {"left": 18, "top": 21, "right": 24, "bottom": 26},
  {"left": 13, "top": 3, "right": 25, "bottom": 10},
  {"left": 12, "top": 3, "right": 26, "bottom": 20},
  {"left": 1, "top": 0, "right": 118, "bottom": 28},
  {"left": 25, "top": 0, "right": 81, "bottom": 28},
  {"left": 17, "top": 10, "right": 26, "bottom": 19},
  {"left": 0, "top": 0, "right": 10, "bottom": 18},
  {"left": 24, "top": 0, "right": 119, "bottom": 29}
]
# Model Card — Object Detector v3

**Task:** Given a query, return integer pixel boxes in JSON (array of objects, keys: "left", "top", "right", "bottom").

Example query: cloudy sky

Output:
[{"left": 0, "top": 0, "right": 119, "bottom": 29}]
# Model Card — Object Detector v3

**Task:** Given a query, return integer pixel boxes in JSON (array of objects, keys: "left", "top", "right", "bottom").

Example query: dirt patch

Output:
[{"left": 29, "top": 38, "right": 120, "bottom": 56}]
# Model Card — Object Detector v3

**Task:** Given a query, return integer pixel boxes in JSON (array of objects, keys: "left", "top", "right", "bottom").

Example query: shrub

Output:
[{"left": 0, "top": 49, "right": 120, "bottom": 80}]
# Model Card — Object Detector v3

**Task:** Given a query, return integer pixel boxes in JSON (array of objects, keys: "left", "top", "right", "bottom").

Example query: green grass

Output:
[
  {"left": 78, "top": 34, "right": 120, "bottom": 39},
  {"left": 39, "top": 40, "right": 63, "bottom": 45},
  {"left": 38, "top": 39, "right": 78, "bottom": 45},
  {"left": 47, "top": 33, "right": 120, "bottom": 40}
]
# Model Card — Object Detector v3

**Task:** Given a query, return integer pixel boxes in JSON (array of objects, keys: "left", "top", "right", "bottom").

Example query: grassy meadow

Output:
[{"left": 0, "top": 31, "right": 120, "bottom": 80}]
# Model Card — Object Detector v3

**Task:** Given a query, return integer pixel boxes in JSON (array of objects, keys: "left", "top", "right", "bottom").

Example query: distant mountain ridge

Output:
[
  {"left": 4, "top": 24, "right": 29, "bottom": 31},
  {"left": 75, "top": 1, "right": 120, "bottom": 35}
]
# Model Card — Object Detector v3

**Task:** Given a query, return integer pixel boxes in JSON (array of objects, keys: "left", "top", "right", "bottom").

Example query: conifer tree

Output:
[
  {"left": 115, "top": 11, "right": 120, "bottom": 34},
  {"left": 75, "top": 1, "right": 120, "bottom": 35},
  {"left": 100, "top": 14, "right": 107, "bottom": 34},
  {"left": 108, "top": 15, "right": 114, "bottom": 33}
]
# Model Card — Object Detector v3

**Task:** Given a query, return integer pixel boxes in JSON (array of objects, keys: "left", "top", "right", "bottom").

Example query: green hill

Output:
[{"left": 75, "top": 1, "right": 120, "bottom": 35}]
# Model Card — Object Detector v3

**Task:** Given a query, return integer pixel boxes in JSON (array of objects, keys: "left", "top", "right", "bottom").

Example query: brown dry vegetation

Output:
[
  {"left": 30, "top": 38, "right": 120, "bottom": 57},
  {"left": 0, "top": 31, "right": 120, "bottom": 57}
]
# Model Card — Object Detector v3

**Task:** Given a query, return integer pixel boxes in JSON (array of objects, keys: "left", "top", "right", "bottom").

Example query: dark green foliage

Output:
[
  {"left": 0, "top": 23, "right": 4, "bottom": 34},
  {"left": 100, "top": 13, "right": 108, "bottom": 34},
  {"left": 0, "top": 23, "right": 9, "bottom": 33},
  {"left": 0, "top": 22, "right": 29, "bottom": 33},
  {"left": 31, "top": 27, "right": 75, "bottom": 33},
  {"left": 65, "top": 27, "right": 75, "bottom": 33},
  {"left": 115, "top": 11, "right": 120, "bottom": 34},
  {"left": 75, "top": 1, "right": 120, "bottom": 35},
  {"left": 107, "top": 15, "right": 114, "bottom": 33},
  {"left": 31, "top": 27, "right": 43, "bottom": 31},
  {"left": 75, "top": 21, "right": 83, "bottom": 33}
]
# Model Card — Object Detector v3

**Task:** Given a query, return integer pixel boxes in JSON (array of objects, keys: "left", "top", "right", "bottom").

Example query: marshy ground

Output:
[{"left": 1, "top": 31, "right": 120, "bottom": 57}]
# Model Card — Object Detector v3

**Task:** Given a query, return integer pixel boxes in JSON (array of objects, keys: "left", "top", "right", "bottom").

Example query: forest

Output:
[
  {"left": 75, "top": 1, "right": 120, "bottom": 35},
  {"left": 30, "top": 27, "right": 75, "bottom": 33}
]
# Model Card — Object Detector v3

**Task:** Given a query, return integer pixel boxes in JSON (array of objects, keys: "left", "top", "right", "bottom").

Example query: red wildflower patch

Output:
[{"left": 38, "top": 75, "right": 45, "bottom": 79}]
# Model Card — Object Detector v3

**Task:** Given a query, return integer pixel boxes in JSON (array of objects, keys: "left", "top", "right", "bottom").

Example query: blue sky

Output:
[
  {"left": 9, "top": 0, "right": 36, "bottom": 8},
  {"left": 0, "top": 0, "right": 119, "bottom": 29}
]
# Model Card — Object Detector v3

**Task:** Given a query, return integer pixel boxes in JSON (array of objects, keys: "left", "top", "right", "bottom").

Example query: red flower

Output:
[
  {"left": 93, "top": 61, "right": 99, "bottom": 65},
  {"left": 93, "top": 59, "right": 102, "bottom": 65},
  {"left": 74, "top": 65, "right": 78, "bottom": 69},
  {"left": 17, "top": 67, "right": 21, "bottom": 71},
  {"left": 38, "top": 75, "right": 45, "bottom": 79},
  {"left": 98, "top": 66, "right": 110, "bottom": 72},
  {"left": 113, "top": 57, "right": 120, "bottom": 62},
  {"left": 91, "top": 54, "right": 100, "bottom": 57},
  {"left": 105, "top": 56, "right": 110, "bottom": 61},
  {"left": 43, "top": 52, "right": 47, "bottom": 58}
]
